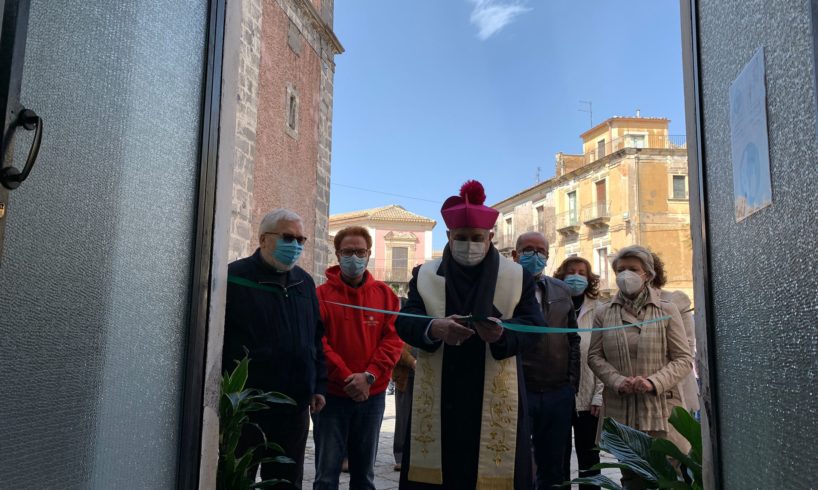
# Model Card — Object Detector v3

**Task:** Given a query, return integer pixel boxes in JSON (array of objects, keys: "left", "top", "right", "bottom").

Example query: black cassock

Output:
[{"left": 396, "top": 245, "right": 545, "bottom": 490}]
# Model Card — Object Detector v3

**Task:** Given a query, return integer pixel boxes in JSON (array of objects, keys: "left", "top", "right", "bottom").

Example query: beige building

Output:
[
  {"left": 328, "top": 205, "right": 436, "bottom": 295},
  {"left": 492, "top": 115, "right": 693, "bottom": 299}
]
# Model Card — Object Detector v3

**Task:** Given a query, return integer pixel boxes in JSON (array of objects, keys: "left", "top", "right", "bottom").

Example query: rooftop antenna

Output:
[{"left": 579, "top": 100, "right": 593, "bottom": 128}]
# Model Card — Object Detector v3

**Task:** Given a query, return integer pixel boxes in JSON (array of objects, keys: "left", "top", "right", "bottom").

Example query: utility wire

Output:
[{"left": 331, "top": 182, "right": 439, "bottom": 204}]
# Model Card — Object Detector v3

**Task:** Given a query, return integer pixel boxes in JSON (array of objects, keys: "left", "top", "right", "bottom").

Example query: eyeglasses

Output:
[
  {"left": 520, "top": 249, "right": 547, "bottom": 259},
  {"left": 338, "top": 248, "right": 369, "bottom": 258},
  {"left": 265, "top": 232, "right": 308, "bottom": 245}
]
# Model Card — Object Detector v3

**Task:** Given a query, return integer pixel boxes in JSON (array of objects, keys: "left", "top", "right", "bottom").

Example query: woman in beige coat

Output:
[
  {"left": 650, "top": 253, "right": 699, "bottom": 413},
  {"left": 587, "top": 246, "right": 692, "bottom": 489},
  {"left": 554, "top": 256, "right": 604, "bottom": 490}
]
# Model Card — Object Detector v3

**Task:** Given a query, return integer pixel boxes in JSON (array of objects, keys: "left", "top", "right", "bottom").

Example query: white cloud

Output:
[{"left": 469, "top": 0, "right": 531, "bottom": 40}]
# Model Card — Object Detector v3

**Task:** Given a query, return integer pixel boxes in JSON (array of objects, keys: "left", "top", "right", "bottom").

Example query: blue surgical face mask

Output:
[
  {"left": 339, "top": 255, "right": 368, "bottom": 278},
  {"left": 564, "top": 274, "right": 589, "bottom": 296},
  {"left": 518, "top": 251, "right": 547, "bottom": 276},
  {"left": 272, "top": 239, "right": 303, "bottom": 268}
]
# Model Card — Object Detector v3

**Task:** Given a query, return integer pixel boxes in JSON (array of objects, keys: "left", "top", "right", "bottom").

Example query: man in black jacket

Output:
[
  {"left": 223, "top": 208, "right": 328, "bottom": 488},
  {"left": 512, "top": 231, "right": 581, "bottom": 489}
]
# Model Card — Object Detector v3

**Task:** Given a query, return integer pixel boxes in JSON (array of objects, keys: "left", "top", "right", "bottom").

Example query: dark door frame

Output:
[
  {"left": 680, "top": 0, "right": 722, "bottom": 487},
  {"left": 177, "top": 0, "right": 226, "bottom": 487}
]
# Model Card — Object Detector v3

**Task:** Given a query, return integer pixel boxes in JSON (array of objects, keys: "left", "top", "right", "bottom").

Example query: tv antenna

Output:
[{"left": 579, "top": 100, "right": 593, "bottom": 127}]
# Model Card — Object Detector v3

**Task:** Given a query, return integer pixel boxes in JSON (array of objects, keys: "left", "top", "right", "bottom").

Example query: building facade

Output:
[
  {"left": 228, "top": 0, "right": 343, "bottom": 283},
  {"left": 493, "top": 116, "right": 692, "bottom": 299},
  {"left": 328, "top": 205, "right": 436, "bottom": 295}
]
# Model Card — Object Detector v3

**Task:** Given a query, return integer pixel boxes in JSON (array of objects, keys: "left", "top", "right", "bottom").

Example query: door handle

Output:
[{"left": 1, "top": 108, "right": 42, "bottom": 190}]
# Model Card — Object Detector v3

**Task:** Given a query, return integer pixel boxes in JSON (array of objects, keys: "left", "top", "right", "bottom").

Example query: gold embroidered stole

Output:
[{"left": 408, "top": 257, "right": 522, "bottom": 488}]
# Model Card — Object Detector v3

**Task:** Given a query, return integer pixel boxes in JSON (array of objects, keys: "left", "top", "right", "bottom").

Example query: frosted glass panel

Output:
[
  {"left": 0, "top": 0, "right": 208, "bottom": 488},
  {"left": 697, "top": 0, "right": 818, "bottom": 487}
]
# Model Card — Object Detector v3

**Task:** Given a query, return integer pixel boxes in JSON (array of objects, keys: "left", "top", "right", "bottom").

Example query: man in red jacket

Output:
[{"left": 314, "top": 226, "right": 403, "bottom": 489}]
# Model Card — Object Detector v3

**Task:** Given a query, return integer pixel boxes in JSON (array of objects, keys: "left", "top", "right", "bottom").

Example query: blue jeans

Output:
[
  {"left": 528, "top": 384, "right": 575, "bottom": 489},
  {"left": 313, "top": 392, "right": 386, "bottom": 490}
]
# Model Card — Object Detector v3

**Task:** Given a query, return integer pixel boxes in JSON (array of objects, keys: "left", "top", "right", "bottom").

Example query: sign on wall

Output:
[{"left": 729, "top": 47, "right": 773, "bottom": 222}]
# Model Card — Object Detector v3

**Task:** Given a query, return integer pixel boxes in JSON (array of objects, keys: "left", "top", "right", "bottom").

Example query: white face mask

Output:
[
  {"left": 616, "top": 270, "right": 646, "bottom": 296},
  {"left": 450, "top": 239, "right": 487, "bottom": 266}
]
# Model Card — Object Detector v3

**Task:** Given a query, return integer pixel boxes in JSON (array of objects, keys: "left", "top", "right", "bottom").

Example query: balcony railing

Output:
[
  {"left": 369, "top": 267, "right": 413, "bottom": 283},
  {"left": 556, "top": 211, "right": 580, "bottom": 235},
  {"left": 493, "top": 232, "right": 516, "bottom": 251},
  {"left": 583, "top": 134, "right": 686, "bottom": 165},
  {"left": 581, "top": 201, "right": 611, "bottom": 227}
]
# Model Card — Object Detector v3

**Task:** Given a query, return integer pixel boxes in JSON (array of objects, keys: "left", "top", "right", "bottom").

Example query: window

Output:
[
  {"left": 597, "top": 139, "right": 606, "bottom": 159},
  {"left": 596, "top": 247, "right": 609, "bottom": 286},
  {"left": 391, "top": 247, "right": 408, "bottom": 281},
  {"left": 672, "top": 175, "right": 687, "bottom": 199},
  {"left": 536, "top": 206, "right": 544, "bottom": 231},
  {"left": 567, "top": 191, "right": 577, "bottom": 224},
  {"left": 287, "top": 94, "right": 297, "bottom": 129},
  {"left": 505, "top": 217, "right": 513, "bottom": 239},
  {"left": 285, "top": 85, "right": 299, "bottom": 138},
  {"left": 595, "top": 180, "right": 607, "bottom": 216},
  {"left": 630, "top": 134, "right": 646, "bottom": 148}
]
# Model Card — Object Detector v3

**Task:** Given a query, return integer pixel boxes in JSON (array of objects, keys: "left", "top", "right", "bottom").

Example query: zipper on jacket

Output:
[{"left": 259, "top": 279, "right": 304, "bottom": 299}]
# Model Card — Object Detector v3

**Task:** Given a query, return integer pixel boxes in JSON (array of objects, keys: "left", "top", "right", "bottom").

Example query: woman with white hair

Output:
[{"left": 587, "top": 245, "right": 692, "bottom": 488}]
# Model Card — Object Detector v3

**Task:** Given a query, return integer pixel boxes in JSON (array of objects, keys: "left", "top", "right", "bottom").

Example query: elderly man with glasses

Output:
[
  {"left": 313, "top": 225, "right": 403, "bottom": 490},
  {"left": 222, "top": 208, "right": 328, "bottom": 488},
  {"left": 511, "top": 231, "right": 581, "bottom": 489}
]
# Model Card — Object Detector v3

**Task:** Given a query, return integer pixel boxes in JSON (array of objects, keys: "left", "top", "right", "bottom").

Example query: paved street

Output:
[{"left": 302, "top": 392, "right": 620, "bottom": 489}]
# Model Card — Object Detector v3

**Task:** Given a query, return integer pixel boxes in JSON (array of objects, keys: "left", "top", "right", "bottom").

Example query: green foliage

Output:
[
  {"left": 567, "top": 406, "right": 704, "bottom": 490},
  {"left": 218, "top": 355, "right": 297, "bottom": 490}
]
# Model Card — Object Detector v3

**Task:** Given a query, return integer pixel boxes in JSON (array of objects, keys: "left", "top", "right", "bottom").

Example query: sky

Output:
[{"left": 329, "top": 0, "right": 685, "bottom": 249}]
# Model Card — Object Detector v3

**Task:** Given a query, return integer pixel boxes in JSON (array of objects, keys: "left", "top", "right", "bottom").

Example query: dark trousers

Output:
[
  {"left": 528, "top": 384, "right": 574, "bottom": 489},
  {"left": 392, "top": 377, "right": 414, "bottom": 464},
  {"left": 239, "top": 404, "right": 310, "bottom": 488},
  {"left": 313, "top": 392, "right": 386, "bottom": 490},
  {"left": 563, "top": 410, "right": 601, "bottom": 490}
]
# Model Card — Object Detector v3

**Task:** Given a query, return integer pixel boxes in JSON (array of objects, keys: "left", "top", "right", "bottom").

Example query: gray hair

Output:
[
  {"left": 259, "top": 208, "right": 302, "bottom": 235},
  {"left": 515, "top": 231, "right": 549, "bottom": 251},
  {"left": 611, "top": 245, "right": 656, "bottom": 279}
]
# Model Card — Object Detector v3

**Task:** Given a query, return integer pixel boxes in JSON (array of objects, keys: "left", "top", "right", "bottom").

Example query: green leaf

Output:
[
  {"left": 567, "top": 475, "right": 624, "bottom": 490},
  {"left": 252, "top": 479, "right": 292, "bottom": 488},
  {"left": 266, "top": 442, "right": 285, "bottom": 454},
  {"left": 655, "top": 478, "right": 690, "bottom": 489},
  {"left": 668, "top": 406, "right": 702, "bottom": 461},
  {"left": 651, "top": 438, "right": 702, "bottom": 484},
  {"left": 225, "top": 356, "right": 250, "bottom": 394},
  {"left": 598, "top": 417, "right": 659, "bottom": 484},
  {"left": 263, "top": 391, "right": 297, "bottom": 406},
  {"left": 259, "top": 455, "right": 295, "bottom": 465}
]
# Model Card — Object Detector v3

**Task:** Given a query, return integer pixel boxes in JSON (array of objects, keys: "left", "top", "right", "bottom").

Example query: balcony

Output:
[
  {"left": 582, "top": 134, "right": 687, "bottom": 165},
  {"left": 370, "top": 267, "right": 413, "bottom": 283},
  {"left": 556, "top": 211, "right": 581, "bottom": 235},
  {"left": 582, "top": 201, "right": 611, "bottom": 228}
]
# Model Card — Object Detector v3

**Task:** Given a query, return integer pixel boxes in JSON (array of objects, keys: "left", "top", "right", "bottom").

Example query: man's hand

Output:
[
  {"left": 429, "top": 315, "right": 474, "bottom": 346},
  {"left": 344, "top": 373, "right": 371, "bottom": 402},
  {"left": 473, "top": 317, "right": 504, "bottom": 344},
  {"left": 590, "top": 404, "right": 602, "bottom": 418},
  {"left": 310, "top": 394, "right": 326, "bottom": 414}
]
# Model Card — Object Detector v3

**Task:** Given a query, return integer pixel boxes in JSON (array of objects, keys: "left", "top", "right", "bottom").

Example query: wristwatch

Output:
[{"left": 364, "top": 371, "right": 376, "bottom": 385}]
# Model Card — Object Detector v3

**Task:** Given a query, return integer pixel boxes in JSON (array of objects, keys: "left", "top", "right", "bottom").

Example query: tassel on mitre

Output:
[{"left": 459, "top": 180, "right": 486, "bottom": 205}]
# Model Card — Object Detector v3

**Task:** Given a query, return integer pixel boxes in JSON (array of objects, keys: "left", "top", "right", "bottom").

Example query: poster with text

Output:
[{"left": 730, "top": 47, "right": 773, "bottom": 222}]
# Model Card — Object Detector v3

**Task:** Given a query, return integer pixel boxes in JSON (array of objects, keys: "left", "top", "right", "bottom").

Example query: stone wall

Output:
[
  {"left": 228, "top": 0, "right": 263, "bottom": 262},
  {"left": 228, "top": 0, "right": 339, "bottom": 283}
]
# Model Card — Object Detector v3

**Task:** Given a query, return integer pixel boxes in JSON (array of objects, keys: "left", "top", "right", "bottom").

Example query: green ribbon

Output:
[{"left": 228, "top": 275, "right": 670, "bottom": 334}]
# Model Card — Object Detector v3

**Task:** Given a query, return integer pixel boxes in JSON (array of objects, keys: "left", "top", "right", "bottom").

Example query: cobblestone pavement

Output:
[{"left": 302, "top": 393, "right": 621, "bottom": 489}]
